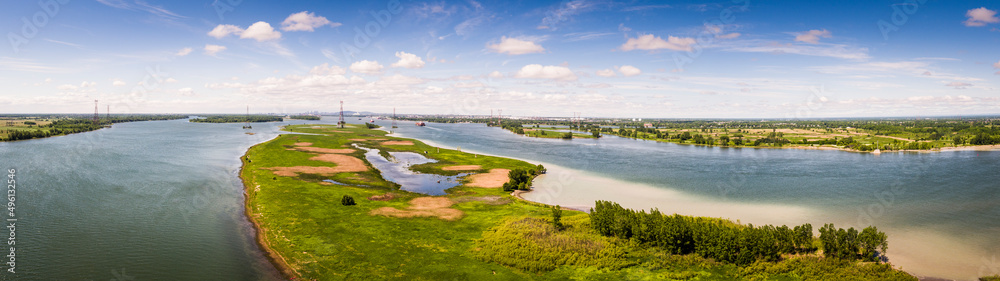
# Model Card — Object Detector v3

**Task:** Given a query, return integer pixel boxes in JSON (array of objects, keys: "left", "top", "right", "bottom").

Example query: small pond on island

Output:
[{"left": 354, "top": 144, "right": 468, "bottom": 195}]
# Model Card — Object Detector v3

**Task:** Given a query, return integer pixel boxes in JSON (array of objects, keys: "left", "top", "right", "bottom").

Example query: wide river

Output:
[{"left": 0, "top": 117, "right": 996, "bottom": 280}]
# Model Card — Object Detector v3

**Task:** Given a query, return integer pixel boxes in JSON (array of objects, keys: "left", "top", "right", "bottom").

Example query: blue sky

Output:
[{"left": 1, "top": 0, "right": 999, "bottom": 118}]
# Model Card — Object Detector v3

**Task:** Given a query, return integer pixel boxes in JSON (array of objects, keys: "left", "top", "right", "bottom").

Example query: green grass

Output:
[{"left": 243, "top": 123, "right": 917, "bottom": 280}]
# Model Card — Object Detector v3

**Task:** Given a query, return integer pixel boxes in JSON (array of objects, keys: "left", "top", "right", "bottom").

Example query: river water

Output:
[
  {"left": 0, "top": 118, "right": 996, "bottom": 280},
  {"left": 381, "top": 120, "right": 1000, "bottom": 281}
]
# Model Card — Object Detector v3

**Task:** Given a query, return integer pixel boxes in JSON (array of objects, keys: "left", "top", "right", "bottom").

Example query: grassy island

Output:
[
  {"left": 0, "top": 114, "right": 186, "bottom": 141},
  {"left": 241, "top": 123, "right": 917, "bottom": 280}
]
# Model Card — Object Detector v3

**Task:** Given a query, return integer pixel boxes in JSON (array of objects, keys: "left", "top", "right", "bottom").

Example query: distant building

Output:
[{"left": 643, "top": 123, "right": 653, "bottom": 128}]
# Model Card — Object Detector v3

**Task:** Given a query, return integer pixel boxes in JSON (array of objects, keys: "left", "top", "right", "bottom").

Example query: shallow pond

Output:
[{"left": 354, "top": 144, "right": 467, "bottom": 195}]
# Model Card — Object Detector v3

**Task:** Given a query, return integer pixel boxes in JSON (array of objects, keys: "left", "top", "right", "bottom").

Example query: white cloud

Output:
[
  {"left": 240, "top": 21, "right": 282, "bottom": 41},
  {"left": 390, "top": 52, "right": 425, "bottom": 69},
  {"left": 452, "top": 81, "right": 485, "bottom": 88},
  {"left": 946, "top": 81, "right": 972, "bottom": 89},
  {"left": 80, "top": 81, "right": 96, "bottom": 88},
  {"left": 794, "top": 29, "right": 832, "bottom": 44},
  {"left": 596, "top": 69, "right": 616, "bottom": 77},
  {"left": 424, "top": 86, "right": 444, "bottom": 93},
  {"left": 617, "top": 65, "right": 641, "bottom": 77},
  {"left": 538, "top": 0, "right": 595, "bottom": 30},
  {"left": 964, "top": 7, "right": 999, "bottom": 27},
  {"left": 716, "top": 32, "right": 741, "bottom": 39},
  {"left": 57, "top": 84, "right": 78, "bottom": 90},
  {"left": 994, "top": 60, "right": 1000, "bottom": 69},
  {"left": 204, "top": 44, "right": 227, "bottom": 56},
  {"left": 175, "top": 47, "right": 192, "bottom": 56},
  {"left": 165, "top": 78, "right": 178, "bottom": 83},
  {"left": 515, "top": 64, "right": 576, "bottom": 81},
  {"left": 620, "top": 34, "right": 696, "bottom": 51},
  {"left": 112, "top": 80, "right": 126, "bottom": 86},
  {"left": 350, "top": 60, "right": 384, "bottom": 75},
  {"left": 377, "top": 74, "right": 425, "bottom": 85},
  {"left": 281, "top": 11, "right": 339, "bottom": 31},
  {"left": 725, "top": 40, "right": 869, "bottom": 60},
  {"left": 208, "top": 24, "right": 243, "bottom": 39},
  {"left": 488, "top": 71, "right": 504, "bottom": 78},
  {"left": 309, "top": 63, "right": 346, "bottom": 75},
  {"left": 487, "top": 37, "right": 546, "bottom": 55},
  {"left": 178, "top": 87, "right": 195, "bottom": 96}
]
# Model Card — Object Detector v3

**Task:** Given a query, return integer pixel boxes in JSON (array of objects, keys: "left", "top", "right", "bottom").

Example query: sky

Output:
[{"left": 1, "top": 0, "right": 999, "bottom": 118}]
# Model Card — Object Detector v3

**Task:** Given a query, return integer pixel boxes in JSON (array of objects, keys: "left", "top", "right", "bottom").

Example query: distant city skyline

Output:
[{"left": 2, "top": 0, "right": 999, "bottom": 118}]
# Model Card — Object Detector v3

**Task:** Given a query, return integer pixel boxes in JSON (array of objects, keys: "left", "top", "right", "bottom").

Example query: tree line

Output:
[
  {"left": 589, "top": 201, "right": 888, "bottom": 266},
  {"left": 189, "top": 115, "right": 284, "bottom": 123}
]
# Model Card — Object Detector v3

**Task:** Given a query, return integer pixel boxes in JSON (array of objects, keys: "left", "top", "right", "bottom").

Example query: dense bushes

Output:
[
  {"left": 740, "top": 256, "right": 917, "bottom": 281},
  {"left": 819, "top": 224, "right": 888, "bottom": 262},
  {"left": 501, "top": 165, "right": 545, "bottom": 192},
  {"left": 287, "top": 115, "right": 320, "bottom": 120},
  {"left": 590, "top": 201, "right": 816, "bottom": 266}
]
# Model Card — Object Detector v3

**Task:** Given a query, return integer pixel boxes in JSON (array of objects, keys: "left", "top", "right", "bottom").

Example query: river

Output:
[
  {"left": 0, "top": 118, "right": 996, "bottom": 280},
  {"left": 381, "top": 120, "right": 1000, "bottom": 281}
]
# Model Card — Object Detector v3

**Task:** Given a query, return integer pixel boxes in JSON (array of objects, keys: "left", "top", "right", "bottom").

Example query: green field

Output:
[
  {"left": 242, "top": 124, "right": 917, "bottom": 280},
  {"left": 523, "top": 128, "right": 597, "bottom": 139}
]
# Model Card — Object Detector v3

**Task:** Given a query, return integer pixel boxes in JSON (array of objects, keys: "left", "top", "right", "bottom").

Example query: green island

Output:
[
  {"left": 189, "top": 115, "right": 285, "bottom": 123},
  {"left": 0, "top": 114, "right": 186, "bottom": 141},
  {"left": 287, "top": 115, "right": 322, "bottom": 120},
  {"left": 401, "top": 116, "right": 1000, "bottom": 152},
  {"left": 241, "top": 123, "right": 918, "bottom": 280}
]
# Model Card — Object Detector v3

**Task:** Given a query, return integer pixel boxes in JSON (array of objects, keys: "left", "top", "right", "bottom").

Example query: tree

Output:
[
  {"left": 341, "top": 195, "right": 356, "bottom": 206},
  {"left": 551, "top": 205, "right": 564, "bottom": 230},
  {"left": 591, "top": 130, "right": 601, "bottom": 138},
  {"left": 561, "top": 132, "right": 573, "bottom": 139},
  {"left": 859, "top": 226, "right": 888, "bottom": 262}
]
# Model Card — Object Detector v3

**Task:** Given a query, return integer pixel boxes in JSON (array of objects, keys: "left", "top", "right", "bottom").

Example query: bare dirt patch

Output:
[
  {"left": 465, "top": 169, "right": 510, "bottom": 188},
  {"left": 308, "top": 154, "right": 368, "bottom": 171},
  {"left": 293, "top": 147, "right": 355, "bottom": 154},
  {"left": 370, "top": 197, "right": 463, "bottom": 220},
  {"left": 381, "top": 140, "right": 414, "bottom": 146},
  {"left": 349, "top": 138, "right": 387, "bottom": 141},
  {"left": 367, "top": 192, "right": 400, "bottom": 201},
  {"left": 442, "top": 165, "right": 481, "bottom": 171},
  {"left": 326, "top": 130, "right": 350, "bottom": 133},
  {"left": 265, "top": 166, "right": 341, "bottom": 177},
  {"left": 293, "top": 142, "right": 312, "bottom": 146}
]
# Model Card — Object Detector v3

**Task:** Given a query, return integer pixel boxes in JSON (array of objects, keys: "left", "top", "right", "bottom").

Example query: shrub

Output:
[{"left": 341, "top": 195, "right": 356, "bottom": 206}]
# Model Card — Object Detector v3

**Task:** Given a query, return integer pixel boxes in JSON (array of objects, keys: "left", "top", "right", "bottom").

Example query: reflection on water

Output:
[{"left": 354, "top": 144, "right": 467, "bottom": 195}]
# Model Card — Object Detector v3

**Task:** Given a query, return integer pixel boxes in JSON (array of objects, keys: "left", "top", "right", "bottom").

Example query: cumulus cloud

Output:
[
  {"left": 350, "top": 60, "right": 384, "bottom": 75},
  {"left": 178, "top": 87, "right": 195, "bottom": 96},
  {"left": 620, "top": 34, "right": 696, "bottom": 51},
  {"left": 208, "top": 24, "right": 243, "bottom": 39},
  {"left": 390, "top": 52, "right": 425, "bottom": 69},
  {"left": 488, "top": 71, "right": 504, "bottom": 78},
  {"left": 175, "top": 47, "right": 192, "bottom": 56},
  {"left": 964, "top": 7, "right": 999, "bottom": 27},
  {"left": 165, "top": 78, "right": 178, "bottom": 83},
  {"left": 946, "top": 81, "right": 972, "bottom": 89},
  {"left": 487, "top": 37, "right": 546, "bottom": 55},
  {"left": 994, "top": 60, "right": 1000, "bottom": 69},
  {"left": 617, "top": 65, "right": 642, "bottom": 77},
  {"left": 204, "top": 44, "right": 227, "bottom": 56},
  {"left": 795, "top": 29, "right": 832, "bottom": 44},
  {"left": 241, "top": 21, "right": 281, "bottom": 41},
  {"left": 208, "top": 22, "right": 282, "bottom": 41},
  {"left": 596, "top": 69, "right": 616, "bottom": 77},
  {"left": 112, "top": 80, "right": 126, "bottom": 86},
  {"left": 281, "top": 11, "right": 339, "bottom": 31},
  {"left": 515, "top": 64, "right": 576, "bottom": 81}
]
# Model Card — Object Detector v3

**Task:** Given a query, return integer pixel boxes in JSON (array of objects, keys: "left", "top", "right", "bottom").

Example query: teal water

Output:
[
  {"left": 382, "top": 121, "right": 1000, "bottom": 281},
  {"left": 0, "top": 118, "right": 343, "bottom": 280},
  {"left": 1, "top": 118, "right": 996, "bottom": 280}
]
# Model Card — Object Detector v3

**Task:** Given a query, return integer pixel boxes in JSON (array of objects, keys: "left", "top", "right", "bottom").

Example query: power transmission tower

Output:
[
  {"left": 339, "top": 101, "right": 345, "bottom": 128},
  {"left": 391, "top": 107, "right": 398, "bottom": 128},
  {"left": 93, "top": 100, "right": 99, "bottom": 125}
]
